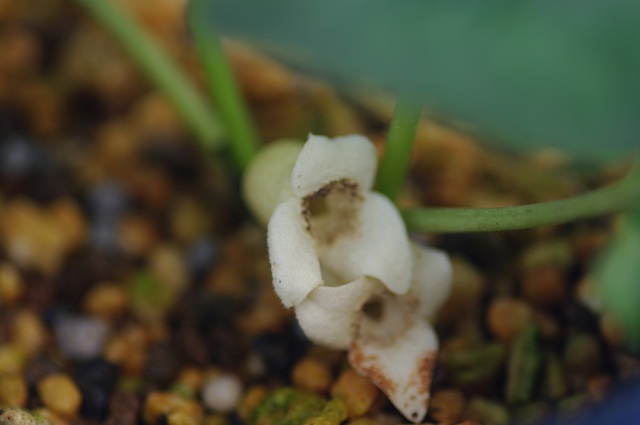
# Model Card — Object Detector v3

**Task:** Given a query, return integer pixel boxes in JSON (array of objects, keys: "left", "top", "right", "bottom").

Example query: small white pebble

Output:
[
  {"left": 201, "top": 374, "right": 243, "bottom": 413},
  {"left": 55, "top": 315, "right": 108, "bottom": 360}
]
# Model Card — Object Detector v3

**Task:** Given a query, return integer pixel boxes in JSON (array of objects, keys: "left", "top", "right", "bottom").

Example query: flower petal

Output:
[
  {"left": 318, "top": 192, "right": 412, "bottom": 295},
  {"left": 410, "top": 243, "right": 453, "bottom": 320},
  {"left": 267, "top": 198, "right": 322, "bottom": 308},
  {"left": 295, "top": 276, "right": 383, "bottom": 349},
  {"left": 349, "top": 300, "right": 439, "bottom": 424},
  {"left": 291, "top": 134, "right": 377, "bottom": 198}
]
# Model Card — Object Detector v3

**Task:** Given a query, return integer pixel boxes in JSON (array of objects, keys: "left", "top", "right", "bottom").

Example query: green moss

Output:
[
  {"left": 303, "top": 399, "right": 348, "bottom": 425},
  {"left": 0, "top": 408, "right": 49, "bottom": 425},
  {"left": 251, "top": 388, "right": 327, "bottom": 425},
  {"left": 506, "top": 324, "right": 542, "bottom": 406},
  {"left": 129, "top": 271, "right": 172, "bottom": 319},
  {"left": 465, "top": 398, "right": 510, "bottom": 425},
  {"left": 443, "top": 343, "right": 506, "bottom": 388}
]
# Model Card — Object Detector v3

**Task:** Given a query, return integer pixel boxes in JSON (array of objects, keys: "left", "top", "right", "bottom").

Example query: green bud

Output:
[{"left": 242, "top": 139, "right": 304, "bottom": 226}]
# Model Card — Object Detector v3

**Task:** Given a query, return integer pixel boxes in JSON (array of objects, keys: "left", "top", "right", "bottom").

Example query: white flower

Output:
[{"left": 263, "top": 134, "right": 452, "bottom": 423}]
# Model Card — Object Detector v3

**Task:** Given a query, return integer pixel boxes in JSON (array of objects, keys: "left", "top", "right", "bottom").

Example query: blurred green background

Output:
[{"left": 203, "top": 0, "right": 640, "bottom": 160}]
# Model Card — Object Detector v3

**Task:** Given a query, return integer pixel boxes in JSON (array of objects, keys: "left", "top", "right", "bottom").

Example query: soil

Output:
[{"left": 0, "top": 2, "right": 638, "bottom": 425}]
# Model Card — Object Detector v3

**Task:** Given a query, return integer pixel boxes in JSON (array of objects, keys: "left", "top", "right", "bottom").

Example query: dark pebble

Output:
[
  {"left": 24, "top": 354, "right": 65, "bottom": 382},
  {"left": 0, "top": 106, "right": 28, "bottom": 137},
  {"left": 194, "top": 293, "right": 244, "bottom": 328},
  {"left": 228, "top": 412, "right": 244, "bottom": 425},
  {"left": 87, "top": 181, "right": 130, "bottom": 251},
  {"left": 26, "top": 162, "right": 77, "bottom": 203},
  {"left": 65, "top": 89, "right": 108, "bottom": 132},
  {"left": 169, "top": 291, "right": 244, "bottom": 333},
  {"left": 104, "top": 392, "right": 140, "bottom": 425},
  {"left": 438, "top": 233, "right": 511, "bottom": 278},
  {"left": 75, "top": 358, "right": 120, "bottom": 420},
  {"left": 79, "top": 385, "right": 112, "bottom": 421},
  {"left": 24, "top": 354, "right": 65, "bottom": 391},
  {"left": 184, "top": 237, "right": 220, "bottom": 281},
  {"left": 87, "top": 181, "right": 129, "bottom": 223},
  {"left": 90, "top": 220, "right": 120, "bottom": 252},
  {"left": 169, "top": 292, "right": 246, "bottom": 367},
  {"left": 55, "top": 248, "right": 125, "bottom": 304},
  {"left": 172, "top": 324, "right": 210, "bottom": 366},
  {"left": 253, "top": 323, "right": 310, "bottom": 379},
  {"left": 143, "top": 342, "right": 181, "bottom": 388},
  {"left": 206, "top": 326, "right": 247, "bottom": 370},
  {"left": 615, "top": 354, "right": 640, "bottom": 381},
  {"left": 0, "top": 317, "right": 9, "bottom": 346},
  {"left": 22, "top": 270, "right": 57, "bottom": 312},
  {"left": 563, "top": 300, "right": 600, "bottom": 333},
  {"left": 0, "top": 136, "right": 45, "bottom": 177},
  {"left": 140, "top": 141, "right": 201, "bottom": 185}
]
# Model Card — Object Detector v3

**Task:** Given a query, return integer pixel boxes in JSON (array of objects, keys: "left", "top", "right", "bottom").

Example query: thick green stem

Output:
[
  {"left": 73, "top": 0, "right": 222, "bottom": 151},
  {"left": 189, "top": 0, "right": 261, "bottom": 171},
  {"left": 402, "top": 164, "right": 640, "bottom": 233},
  {"left": 375, "top": 93, "right": 423, "bottom": 201}
]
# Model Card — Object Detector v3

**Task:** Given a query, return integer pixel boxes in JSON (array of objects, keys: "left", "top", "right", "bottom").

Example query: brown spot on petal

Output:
[
  {"left": 302, "top": 179, "right": 362, "bottom": 245},
  {"left": 348, "top": 344, "right": 397, "bottom": 396},
  {"left": 393, "top": 353, "right": 436, "bottom": 422},
  {"left": 417, "top": 352, "right": 437, "bottom": 397}
]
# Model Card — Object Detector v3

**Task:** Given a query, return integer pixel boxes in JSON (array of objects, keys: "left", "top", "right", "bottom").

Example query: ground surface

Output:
[{"left": 0, "top": 2, "right": 638, "bottom": 425}]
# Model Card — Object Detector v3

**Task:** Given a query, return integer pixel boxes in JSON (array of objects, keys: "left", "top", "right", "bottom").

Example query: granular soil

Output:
[{"left": 0, "top": 2, "right": 637, "bottom": 425}]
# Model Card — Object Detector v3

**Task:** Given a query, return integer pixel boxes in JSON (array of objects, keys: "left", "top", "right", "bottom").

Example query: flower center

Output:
[
  {"left": 362, "top": 295, "right": 384, "bottom": 321},
  {"left": 302, "top": 179, "right": 362, "bottom": 246},
  {"left": 358, "top": 291, "right": 419, "bottom": 345}
]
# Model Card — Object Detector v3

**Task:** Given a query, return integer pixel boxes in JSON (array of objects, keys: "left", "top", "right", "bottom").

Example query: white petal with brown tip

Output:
[{"left": 349, "top": 298, "right": 439, "bottom": 424}]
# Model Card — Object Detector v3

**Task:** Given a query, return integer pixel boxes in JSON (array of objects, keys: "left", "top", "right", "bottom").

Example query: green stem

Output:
[
  {"left": 72, "top": 0, "right": 222, "bottom": 151},
  {"left": 375, "top": 93, "right": 423, "bottom": 201},
  {"left": 189, "top": 0, "right": 261, "bottom": 171},
  {"left": 402, "top": 164, "right": 640, "bottom": 233}
]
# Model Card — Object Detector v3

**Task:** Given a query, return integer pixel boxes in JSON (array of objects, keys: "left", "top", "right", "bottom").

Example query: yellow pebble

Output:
[
  {"left": 143, "top": 392, "right": 203, "bottom": 425},
  {"left": 201, "top": 414, "right": 229, "bottom": 425},
  {"left": 104, "top": 324, "right": 149, "bottom": 376},
  {"left": 117, "top": 214, "right": 157, "bottom": 258},
  {"left": 330, "top": 369, "right": 379, "bottom": 420},
  {"left": 37, "top": 374, "right": 82, "bottom": 419},
  {"left": 0, "top": 262, "right": 24, "bottom": 306},
  {"left": 166, "top": 410, "right": 199, "bottom": 425},
  {"left": 12, "top": 309, "right": 48, "bottom": 357},
  {"left": 292, "top": 357, "right": 332, "bottom": 394},
  {"left": 48, "top": 199, "right": 87, "bottom": 251},
  {"left": 237, "top": 385, "right": 268, "bottom": 423},
  {"left": 82, "top": 282, "right": 129, "bottom": 321},
  {"left": 346, "top": 419, "right": 382, "bottom": 425},
  {"left": 486, "top": 297, "right": 534, "bottom": 343},
  {"left": 169, "top": 196, "right": 212, "bottom": 244},
  {"left": 0, "top": 374, "right": 28, "bottom": 407},
  {"left": 429, "top": 389, "right": 466, "bottom": 425},
  {"left": 148, "top": 245, "right": 188, "bottom": 296},
  {"left": 0, "top": 199, "right": 70, "bottom": 275},
  {"left": 0, "top": 343, "right": 27, "bottom": 374},
  {"left": 172, "top": 366, "right": 203, "bottom": 398}
]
